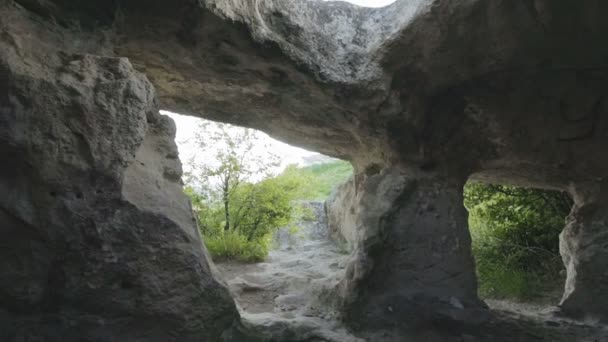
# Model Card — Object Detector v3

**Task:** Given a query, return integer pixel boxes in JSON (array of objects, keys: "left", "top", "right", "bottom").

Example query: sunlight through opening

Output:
[
  {"left": 161, "top": 110, "right": 353, "bottom": 323},
  {"left": 160, "top": 110, "right": 335, "bottom": 181}
]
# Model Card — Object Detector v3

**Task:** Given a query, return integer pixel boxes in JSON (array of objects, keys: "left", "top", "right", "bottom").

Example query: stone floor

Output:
[
  {"left": 218, "top": 202, "right": 361, "bottom": 341},
  {"left": 217, "top": 202, "right": 608, "bottom": 342}
]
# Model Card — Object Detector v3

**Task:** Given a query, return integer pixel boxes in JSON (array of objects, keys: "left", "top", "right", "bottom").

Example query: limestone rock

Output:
[
  {"left": 327, "top": 168, "right": 483, "bottom": 330},
  {"left": 559, "top": 181, "right": 608, "bottom": 321},
  {"left": 275, "top": 201, "right": 329, "bottom": 249},
  {"left": 326, "top": 176, "right": 357, "bottom": 251},
  {"left": 3, "top": 0, "right": 608, "bottom": 339},
  {"left": 0, "top": 5, "right": 238, "bottom": 340}
]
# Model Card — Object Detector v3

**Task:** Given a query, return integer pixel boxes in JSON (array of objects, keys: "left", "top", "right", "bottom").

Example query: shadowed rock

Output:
[
  {"left": 0, "top": 7, "right": 237, "bottom": 340},
  {"left": 2, "top": 0, "right": 608, "bottom": 340}
]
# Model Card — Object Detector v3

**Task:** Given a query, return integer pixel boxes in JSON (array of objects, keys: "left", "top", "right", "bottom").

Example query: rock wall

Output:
[
  {"left": 326, "top": 176, "right": 357, "bottom": 250},
  {"left": 274, "top": 201, "right": 329, "bottom": 249},
  {"left": 559, "top": 181, "right": 608, "bottom": 321},
  {"left": 2, "top": 0, "right": 608, "bottom": 339},
  {"left": 0, "top": 3, "right": 237, "bottom": 340}
]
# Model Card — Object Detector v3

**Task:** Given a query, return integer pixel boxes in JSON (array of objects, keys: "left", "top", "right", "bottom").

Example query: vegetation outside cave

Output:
[
  {"left": 464, "top": 182, "right": 572, "bottom": 303},
  {"left": 180, "top": 118, "right": 353, "bottom": 262}
]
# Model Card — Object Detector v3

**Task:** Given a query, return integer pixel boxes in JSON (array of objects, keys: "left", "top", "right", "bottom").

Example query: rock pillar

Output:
[{"left": 329, "top": 168, "right": 482, "bottom": 330}]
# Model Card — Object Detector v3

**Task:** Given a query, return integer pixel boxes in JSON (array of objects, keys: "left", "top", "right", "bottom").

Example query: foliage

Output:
[
  {"left": 464, "top": 182, "right": 572, "bottom": 301},
  {"left": 184, "top": 119, "right": 354, "bottom": 261},
  {"left": 184, "top": 121, "right": 281, "bottom": 233},
  {"left": 274, "top": 161, "right": 353, "bottom": 201},
  {"left": 204, "top": 230, "right": 271, "bottom": 262},
  {"left": 185, "top": 121, "right": 302, "bottom": 262}
]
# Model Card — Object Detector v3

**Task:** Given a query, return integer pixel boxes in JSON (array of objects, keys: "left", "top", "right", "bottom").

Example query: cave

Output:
[{"left": 2, "top": 0, "right": 608, "bottom": 341}]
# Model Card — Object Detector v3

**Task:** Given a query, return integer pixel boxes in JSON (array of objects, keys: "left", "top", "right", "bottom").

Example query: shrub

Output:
[
  {"left": 204, "top": 230, "right": 271, "bottom": 262},
  {"left": 187, "top": 169, "right": 307, "bottom": 262}
]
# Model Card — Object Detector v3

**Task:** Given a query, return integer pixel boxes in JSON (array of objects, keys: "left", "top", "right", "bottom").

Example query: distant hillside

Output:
[{"left": 295, "top": 160, "right": 353, "bottom": 200}]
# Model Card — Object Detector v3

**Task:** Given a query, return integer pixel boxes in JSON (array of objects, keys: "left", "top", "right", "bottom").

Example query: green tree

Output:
[
  {"left": 184, "top": 121, "right": 306, "bottom": 261},
  {"left": 185, "top": 121, "right": 280, "bottom": 232},
  {"left": 230, "top": 173, "right": 305, "bottom": 241}
]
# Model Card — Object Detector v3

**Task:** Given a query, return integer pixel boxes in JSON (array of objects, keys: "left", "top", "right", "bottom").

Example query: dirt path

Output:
[{"left": 217, "top": 202, "right": 362, "bottom": 341}]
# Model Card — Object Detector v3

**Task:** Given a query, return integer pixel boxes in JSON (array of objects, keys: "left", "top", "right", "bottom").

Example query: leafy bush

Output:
[
  {"left": 204, "top": 230, "right": 271, "bottom": 262},
  {"left": 464, "top": 182, "right": 572, "bottom": 301},
  {"left": 184, "top": 120, "right": 311, "bottom": 262},
  {"left": 187, "top": 173, "right": 306, "bottom": 262}
]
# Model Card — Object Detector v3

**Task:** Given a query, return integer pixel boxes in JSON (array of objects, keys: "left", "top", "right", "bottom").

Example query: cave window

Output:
[{"left": 463, "top": 181, "right": 572, "bottom": 307}]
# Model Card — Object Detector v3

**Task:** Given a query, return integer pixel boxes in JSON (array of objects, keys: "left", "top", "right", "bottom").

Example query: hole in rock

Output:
[
  {"left": 162, "top": 110, "right": 353, "bottom": 319},
  {"left": 322, "top": 0, "right": 397, "bottom": 8},
  {"left": 463, "top": 181, "right": 572, "bottom": 314}
]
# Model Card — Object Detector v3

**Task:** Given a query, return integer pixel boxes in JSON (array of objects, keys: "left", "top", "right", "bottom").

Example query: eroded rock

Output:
[
  {"left": 2, "top": 0, "right": 608, "bottom": 340},
  {"left": 0, "top": 5, "right": 237, "bottom": 340},
  {"left": 328, "top": 168, "right": 483, "bottom": 331},
  {"left": 560, "top": 180, "right": 608, "bottom": 321}
]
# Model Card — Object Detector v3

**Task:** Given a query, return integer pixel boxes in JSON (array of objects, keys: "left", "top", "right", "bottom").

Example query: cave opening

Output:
[
  {"left": 162, "top": 110, "right": 354, "bottom": 320},
  {"left": 463, "top": 181, "right": 572, "bottom": 311}
]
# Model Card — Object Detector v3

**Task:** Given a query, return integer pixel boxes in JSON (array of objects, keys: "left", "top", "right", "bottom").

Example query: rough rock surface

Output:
[
  {"left": 0, "top": 4, "right": 237, "bottom": 340},
  {"left": 327, "top": 169, "right": 483, "bottom": 330},
  {"left": 326, "top": 177, "right": 357, "bottom": 250},
  {"left": 2, "top": 0, "right": 608, "bottom": 340},
  {"left": 274, "top": 201, "right": 329, "bottom": 249},
  {"left": 559, "top": 180, "right": 608, "bottom": 320},
  {"left": 218, "top": 201, "right": 359, "bottom": 342}
]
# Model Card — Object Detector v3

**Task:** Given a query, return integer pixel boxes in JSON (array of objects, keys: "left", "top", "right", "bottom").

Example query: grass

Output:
[
  {"left": 295, "top": 160, "right": 353, "bottom": 200},
  {"left": 473, "top": 246, "right": 564, "bottom": 302},
  {"left": 470, "top": 219, "right": 565, "bottom": 302},
  {"left": 204, "top": 230, "right": 271, "bottom": 262}
]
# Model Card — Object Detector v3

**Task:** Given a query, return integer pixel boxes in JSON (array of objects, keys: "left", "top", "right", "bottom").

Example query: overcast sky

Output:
[{"left": 161, "top": 111, "right": 320, "bottom": 177}]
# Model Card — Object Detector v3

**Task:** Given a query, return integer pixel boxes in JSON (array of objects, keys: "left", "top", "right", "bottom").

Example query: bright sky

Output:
[
  {"left": 161, "top": 111, "right": 321, "bottom": 177},
  {"left": 324, "top": 0, "right": 396, "bottom": 7}
]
